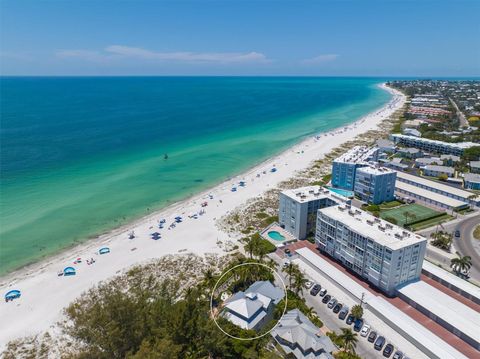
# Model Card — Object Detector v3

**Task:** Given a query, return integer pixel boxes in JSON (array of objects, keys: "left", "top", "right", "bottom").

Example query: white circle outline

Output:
[{"left": 209, "top": 262, "right": 288, "bottom": 341}]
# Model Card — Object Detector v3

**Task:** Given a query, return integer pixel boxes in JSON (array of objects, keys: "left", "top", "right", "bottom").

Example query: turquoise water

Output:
[
  {"left": 267, "top": 231, "right": 286, "bottom": 241},
  {"left": 0, "top": 77, "right": 390, "bottom": 274},
  {"left": 327, "top": 187, "right": 355, "bottom": 198}
]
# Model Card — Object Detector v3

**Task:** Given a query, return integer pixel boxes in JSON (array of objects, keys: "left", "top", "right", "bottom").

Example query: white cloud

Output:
[
  {"left": 301, "top": 54, "right": 339, "bottom": 65},
  {"left": 56, "top": 45, "right": 270, "bottom": 64}
]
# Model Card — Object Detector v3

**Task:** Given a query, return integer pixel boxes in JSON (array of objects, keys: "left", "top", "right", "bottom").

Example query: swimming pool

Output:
[
  {"left": 327, "top": 187, "right": 354, "bottom": 198},
  {"left": 267, "top": 231, "right": 286, "bottom": 241}
]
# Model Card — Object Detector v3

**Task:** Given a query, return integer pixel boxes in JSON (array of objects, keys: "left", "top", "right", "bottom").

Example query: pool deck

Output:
[{"left": 260, "top": 223, "right": 296, "bottom": 247}]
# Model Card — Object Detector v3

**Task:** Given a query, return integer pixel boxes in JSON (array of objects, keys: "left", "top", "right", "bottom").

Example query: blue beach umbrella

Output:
[
  {"left": 99, "top": 247, "right": 110, "bottom": 255},
  {"left": 5, "top": 289, "right": 21, "bottom": 301},
  {"left": 63, "top": 267, "right": 76, "bottom": 276}
]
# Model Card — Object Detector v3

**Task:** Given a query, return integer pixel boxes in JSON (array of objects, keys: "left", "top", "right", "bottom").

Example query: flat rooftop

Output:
[
  {"left": 395, "top": 181, "right": 468, "bottom": 208},
  {"left": 295, "top": 247, "right": 469, "bottom": 359},
  {"left": 395, "top": 171, "right": 475, "bottom": 201},
  {"left": 464, "top": 173, "right": 480, "bottom": 183},
  {"left": 356, "top": 165, "right": 395, "bottom": 175},
  {"left": 422, "top": 261, "right": 480, "bottom": 303},
  {"left": 391, "top": 134, "right": 478, "bottom": 149},
  {"left": 281, "top": 185, "right": 346, "bottom": 204},
  {"left": 318, "top": 204, "right": 426, "bottom": 250},
  {"left": 397, "top": 280, "right": 480, "bottom": 345},
  {"left": 333, "top": 145, "right": 377, "bottom": 164}
]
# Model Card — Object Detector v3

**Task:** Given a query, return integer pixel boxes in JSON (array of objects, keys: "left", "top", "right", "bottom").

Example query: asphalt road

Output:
[{"left": 453, "top": 214, "right": 480, "bottom": 278}]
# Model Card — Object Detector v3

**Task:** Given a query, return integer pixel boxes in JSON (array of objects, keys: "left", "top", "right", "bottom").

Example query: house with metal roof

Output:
[
  {"left": 271, "top": 309, "right": 336, "bottom": 359},
  {"left": 222, "top": 281, "right": 284, "bottom": 331}
]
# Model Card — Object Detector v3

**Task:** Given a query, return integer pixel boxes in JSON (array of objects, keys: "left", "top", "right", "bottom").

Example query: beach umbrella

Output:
[
  {"left": 99, "top": 247, "right": 110, "bottom": 255},
  {"left": 5, "top": 289, "right": 21, "bottom": 302},
  {"left": 63, "top": 267, "right": 76, "bottom": 276}
]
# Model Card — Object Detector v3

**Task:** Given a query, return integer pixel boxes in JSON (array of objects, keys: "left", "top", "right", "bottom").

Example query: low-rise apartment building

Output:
[
  {"left": 390, "top": 134, "right": 478, "bottom": 156},
  {"left": 464, "top": 173, "right": 480, "bottom": 191},
  {"left": 423, "top": 165, "right": 455, "bottom": 178},
  {"left": 315, "top": 204, "right": 427, "bottom": 296}
]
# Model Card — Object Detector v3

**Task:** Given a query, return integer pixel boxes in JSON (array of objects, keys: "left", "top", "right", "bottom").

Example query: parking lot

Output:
[{"left": 272, "top": 252, "right": 429, "bottom": 359}]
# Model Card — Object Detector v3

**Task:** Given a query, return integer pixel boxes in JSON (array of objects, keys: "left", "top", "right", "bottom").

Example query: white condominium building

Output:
[
  {"left": 315, "top": 204, "right": 427, "bottom": 296},
  {"left": 354, "top": 166, "right": 397, "bottom": 204},
  {"left": 279, "top": 186, "right": 349, "bottom": 240},
  {"left": 331, "top": 146, "right": 379, "bottom": 190}
]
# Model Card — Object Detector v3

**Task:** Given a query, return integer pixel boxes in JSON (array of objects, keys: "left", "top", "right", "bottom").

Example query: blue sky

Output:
[{"left": 1, "top": 0, "right": 479, "bottom": 76}]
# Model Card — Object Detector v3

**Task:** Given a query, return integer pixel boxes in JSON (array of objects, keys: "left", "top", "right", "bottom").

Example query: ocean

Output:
[{"left": 0, "top": 77, "right": 390, "bottom": 274}]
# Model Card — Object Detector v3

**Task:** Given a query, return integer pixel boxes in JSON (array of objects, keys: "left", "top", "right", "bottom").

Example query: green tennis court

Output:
[{"left": 380, "top": 203, "right": 441, "bottom": 226}]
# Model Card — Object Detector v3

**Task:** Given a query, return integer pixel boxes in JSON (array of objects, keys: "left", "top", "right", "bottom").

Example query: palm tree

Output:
[
  {"left": 303, "top": 306, "right": 317, "bottom": 321},
  {"left": 339, "top": 328, "right": 358, "bottom": 354},
  {"left": 292, "top": 269, "right": 308, "bottom": 296},
  {"left": 350, "top": 304, "right": 363, "bottom": 320},
  {"left": 450, "top": 253, "right": 472, "bottom": 275},
  {"left": 282, "top": 262, "right": 299, "bottom": 290}
]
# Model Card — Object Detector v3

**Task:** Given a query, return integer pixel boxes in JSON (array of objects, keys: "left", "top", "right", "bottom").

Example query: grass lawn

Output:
[{"left": 380, "top": 203, "right": 443, "bottom": 227}]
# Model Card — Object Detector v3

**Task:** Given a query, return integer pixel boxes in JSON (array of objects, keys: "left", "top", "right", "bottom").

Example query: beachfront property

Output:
[
  {"left": 278, "top": 186, "right": 349, "bottom": 240},
  {"left": 464, "top": 173, "right": 480, "bottom": 191},
  {"left": 222, "top": 281, "right": 284, "bottom": 331},
  {"left": 390, "top": 134, "right": 478, "bottom": 156},
  {"left": 403, "top": 128, "right": 421, "bottom": 137},
  {"left": 315, "top": 204, "right": 427, "bottom": 296},
  {"left": 353, "top": 166, "right": 396, "bottom": 204},
  {"left": 470, "top": 161, "right": 480, "bottom": 174},
  {"left": 395, "top": 170, "right": 479, "bottom": 207},
  {"left": 271, "top": 309, "right": 336, "bottom": 359},
  {"left": 331, "top": 146, "right": 378, "bottom": 190},
  {"left": 423, "top": 165, "right": 455, "bottom": 178}
]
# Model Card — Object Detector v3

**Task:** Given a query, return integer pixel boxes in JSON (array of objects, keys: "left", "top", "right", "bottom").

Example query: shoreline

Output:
[{"left": 0, "top": 83, "right": 406, "bottom": 346}]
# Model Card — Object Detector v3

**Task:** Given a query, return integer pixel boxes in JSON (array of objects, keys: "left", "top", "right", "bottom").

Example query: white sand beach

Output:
[{"left": 0, "top": 84, "right": 406, "bottom": 347}]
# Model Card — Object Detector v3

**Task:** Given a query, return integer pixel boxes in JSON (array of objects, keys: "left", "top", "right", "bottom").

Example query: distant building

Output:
[
  {"left": 278, "top": 186, "right": 349, "bottom": 240},
  {"left": 315, "top": 204, "right": 427, "bottom": 296},
  {"left": 395, "top": 171, "right": 478, "bottom": 207},
  {"left": 376, "top": 139, "right": 396, "bottom": 153},
  {"left": 414, "top": 157, "right": 441, "bottom": 168},
  {"left": 470, "top": 161, "right": 480, "bottom": 174},
  {"left": 390, "top": 134, "right": 478, "bottom": 156},
  {"left": 381, "top": 157, "right": 408, "bottom": 171},
  {"left": 354, "top": 166, "right": 397, "bottom": 204},
  {"left": 271, "top": 309, "right": 336, "bottom": 359},
  {"left": 331, "top": 146, "right": 378, "bottom": 190},
  {"left": 397, "top": 147, "right": 423, "bottom": 159},
  {"left": 403, "top": 128, "right": 422, "bottom": 137},
  {"left": 423, "top": 165, "right": 455, "bottom": 178},
  {"left": 223, "top": 281, "right": 284, "bottom": 331},
  {"left": 464, "top": 173, "right": 480, "bottom": 191},
  {"left": 440, "top": 154, "right": 461, "bottom": 166},
  {"left": 401, "top": 119, "right": 425, "bottom": 129}
]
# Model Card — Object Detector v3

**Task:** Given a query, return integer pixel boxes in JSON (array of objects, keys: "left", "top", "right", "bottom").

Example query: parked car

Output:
[
  {"left": 327, "top": 298, "right": 337, "bottom": 309},
  {"left": 393, "top": 351, "right": 403, "bottom": 359},
  {"left": 383, "top": 343, "right": 394, "bottom": 357},
  {"left": 346, "top": 314, "right": 355, "bottom": 325},
  {"left": 310, "top": 284, "right": 321, "bottom": 296},
  {"left": 360, "top": 324, "right": 371, "bottom": 337},
  {"left": 455, "top": 230, "right": 460, "bottom": 237},
  {"left": 374, "top": 336, "right": 386, "bottom": 350},
  {"left": 338, "top": 306, "right": 349, "bottom": 320},
  {"left": 368, "top": 331, "right": 377, "bottom": 343},
  {"left": 284, "top": 248, "right": 291, "bottom": 255},
  {"left": 282, "top": 261, "right": 290, "bottom": 268},
  {"left": 305, "top": 281, "right": 314, "bottom": 289},
  {"left": 319, "top": 288, "right": 327, "bottom": 297},
  {"left": 333, "top": 303, "right": 343, "bottom": 313},
  {"left": 322, "top": 294, "right": 331, "bottom": 304},
  {"left": 353, "top": 318, "right": 364, "bottom": 332}
]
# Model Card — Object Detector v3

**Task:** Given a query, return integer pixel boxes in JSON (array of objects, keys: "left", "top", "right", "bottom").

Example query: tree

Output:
[
  {"left": 282, "top": 262, "right": 299, "bottom": 290},
  {"left": 350, "top": 304, "right": 363, "bottom": 320},
  {"left": 450, "top": 253, "right": 472, "bottom": 275},
  {"left": 339, "top": 328, "right": 358, "bottom": 354},
  {"left": 292, "top": 269, "right": 308, "bottom": 296}
]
